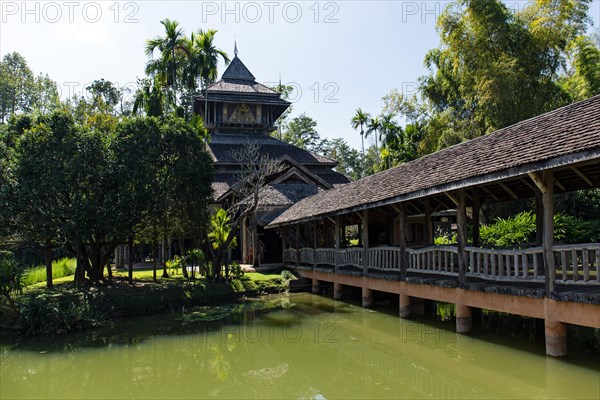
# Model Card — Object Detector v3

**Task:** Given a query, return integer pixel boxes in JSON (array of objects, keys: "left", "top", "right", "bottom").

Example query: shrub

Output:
[
  {"left": 434, "top": 232, "right": 457, "bottom": 245},
  {"left": 480, "top": 211, "right": 600, "bottom": 247},
  {"left": 0, "top": 250, "right": 24, "bottom": 311},
  {"left": 228, "top": 262, "right": 244, "bottom": 278},
  {"left": 165, "top": 255, "right": 184, "bottom": 276},
  {"left": 17, "top": 292, "right": 104, "bottom": 336}
]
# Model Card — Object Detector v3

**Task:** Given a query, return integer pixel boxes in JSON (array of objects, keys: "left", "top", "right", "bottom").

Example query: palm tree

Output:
[
  {"left": 182, "top": 30, "right": 230, "bottom": 119},
  {"left": 379, "top": 113, "right": 401, "bottom": 148},
  {"left": 145, "top": 18, "right": 186, "bottom": 114},
  {"left": 351, "top": 108, "right": 371, "bottom": 168},
  {"left": 366, "top": 116, "right": 381, "bottom": 162}
]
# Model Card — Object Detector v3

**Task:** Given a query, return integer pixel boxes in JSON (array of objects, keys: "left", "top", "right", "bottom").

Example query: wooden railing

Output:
[
  {"left": 465, "top": 246, "right": 544, "bottom": 281},
  {"left": 406, "top": 246, "right": 459, "bottom": 275},
  {"left": 552, "top": 243, "right": 600, "bottom": 285},
  {"left": 283, "top": 243, "right": 600, "bottom": 286},
  {"left": 336, "top": 248, "right": 363, "bottom": 268},
  {"left": 283, "top": 248, "right": 297, "bottom": 264},
  {"left": 367, "top": 246, "right": 402, "bottom": 271},
  {"left": 299, "top": 248, "right": 315, "bottom": 265},
  {"left": 315, "top": 248, "right": 336, "bottom": 266}
]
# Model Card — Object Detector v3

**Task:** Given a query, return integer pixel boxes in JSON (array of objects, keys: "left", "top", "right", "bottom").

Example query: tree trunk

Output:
[
  {"left": 153, "top": 241, "right": 158, "bottom": 283},
  {"left": 179, "top": 236, "right": 188, "bottom": 278},
  {"left": 162, "top": 235, "right": 169, "bottom": 278},
  {"left": 45, "top": 241, "right": 53, "bottom": 289},
  {"left": 128, "top": 239, "right": 134, "bottom": 285}
]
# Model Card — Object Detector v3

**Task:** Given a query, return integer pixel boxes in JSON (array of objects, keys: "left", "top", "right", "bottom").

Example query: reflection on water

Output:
[{"left": 1, "top": 293, "right": 599, "bottom": 399}]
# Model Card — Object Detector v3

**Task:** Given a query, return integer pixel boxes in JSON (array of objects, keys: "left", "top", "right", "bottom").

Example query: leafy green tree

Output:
[
  {"left": 418, "top": 0, "right": 595, "bottom": 144},
  {"left": 85, "top": 79, "right": 121, "bottom": 115},
  {"left": 322, "top": 138, "right": 363, "bottom": 181},
  {"left": 13, "top": 111, "right": 79, "bottom": 287},
  {"left": 562, "top": 36, "right": 600, "bottom": 100},
  {"left": 281, "top": 113, "right": 322, "bottom": 152},
  {"left": 0, "top": 53, "right": 36, "bottom": 122}
]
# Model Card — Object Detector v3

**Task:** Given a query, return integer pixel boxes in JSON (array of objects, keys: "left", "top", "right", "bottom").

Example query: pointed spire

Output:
[{"left": 234, "top": 37, "right": 238, "bottom": 57}]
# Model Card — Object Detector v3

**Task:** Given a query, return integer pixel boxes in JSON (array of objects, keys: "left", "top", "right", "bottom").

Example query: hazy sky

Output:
[{"left": 2, "top": 0, "right": 599, "bottom": 150}]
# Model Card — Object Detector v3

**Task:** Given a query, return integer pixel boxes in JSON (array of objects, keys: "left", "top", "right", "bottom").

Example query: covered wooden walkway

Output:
[{"left": 268, "top": 95, "right": 600, "bottom": 356}]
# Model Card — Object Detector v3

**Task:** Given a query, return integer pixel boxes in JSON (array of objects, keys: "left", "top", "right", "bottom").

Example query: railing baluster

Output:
[
  {"left": 572, "top": 249, "right": 578, "bottom": 282},
  {"left": 514, "top": 254, "right": 519, "bottom": 277},
  {"left": 522, "top": 254, "right": 528, "bottom": 278},
  {"left": 596, "top": 249, "right": 600, "bottom": 283},
  {"left": 582, "top": 250, "right": 590, "bottom": 282},
  {"left": 491, "top": 254, "right": 497, "bottom": 277},
  {"left": 560, "top": 251, "right": 568, "bottom": 281}
]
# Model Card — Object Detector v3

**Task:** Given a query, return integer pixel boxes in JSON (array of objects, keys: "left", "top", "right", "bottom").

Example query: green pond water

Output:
[{"left": 1, "top": 293, "right": 599, "bottom": 399}]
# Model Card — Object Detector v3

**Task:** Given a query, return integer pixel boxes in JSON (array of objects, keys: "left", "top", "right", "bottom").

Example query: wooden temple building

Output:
[
  {"left": 268, "top": 95, "right": 600, "bottom": 356},
  {"left": 194, "top": 48, "right": 350, "bottom": 265}
]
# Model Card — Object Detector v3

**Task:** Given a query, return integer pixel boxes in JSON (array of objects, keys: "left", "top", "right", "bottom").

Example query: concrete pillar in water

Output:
[
  {"left": 399, "top": 294, "right": 411, "bottom": 318},
  {"left": 456, "top": 304, "right": 472, "bottom": 333},
  {"left": 333, "top": 282, "right": 343, "bottom": 300},
  {"left": 545, "top": 319, "right": 567, "bottom": 357},
  {"left": 312, "top": 278, "right": 320, "bottom": 294},
  {"left": 362, "top": 287, "right": 373, "bottom": 308}
]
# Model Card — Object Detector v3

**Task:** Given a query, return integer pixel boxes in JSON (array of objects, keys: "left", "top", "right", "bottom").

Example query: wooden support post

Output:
[
  {"left": 545, "top": 319, "right": 567, "bottom": 357},
  {"left": 457, "top": 189, "right": 468, "bottom": 286},
  {"left": 312, "top": 278, "right": 320, "bottom": 294},
  {"left": 399, "top": 294, "right": 411, "bottom": 318},
  {"left": 456, "top": 304, "right": 472, "bottom": 333},
  {"left": 542, "top": 172, "right": 555, "bottom": 296},
  {"left": 335, "top": 216, "right": 341, "bottom": 250},
  {"left": 535, "top": 189, "right": 543, "bottom": 246},
  {"left": 472, "top": 189, "right": 481, "bottom": 247},
  {"left": 398, "top": 203, "right": 408, "bottom": 279},
  {"left": 530, "top": 171, "right": 556, "bottom": 296},
  {"left": 424, "top": 198, "right": 433, "bottom": 245},
  {"left": 333, "top": 282, "right": 343, "bottom": 300},
  {"left": 362, "top": 210, "right": 369, "bottom": 274},
  {"left": 362, "top": 287, "right": 373, "bottom": 308}
]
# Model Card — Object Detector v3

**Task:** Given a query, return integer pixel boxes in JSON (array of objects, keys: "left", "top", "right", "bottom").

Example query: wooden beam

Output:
[
  {"left": 519, "top": 177, "right": 536, "bottom": 192},
  {"left": 528, "top": 171, "right": 549, "bottom": 193},
  {"left": 571, "top": 166, "right": 594, "bottom": 187},
  {"left": 553, "top": 177, "right": 566, "bottom": 191},
  {"left": 481, "top": 186, "right": 499, "bottom": 201},
  {"left": 408, "top": 202, "right": 423, "bottom": 215},
  {"left": 444, "top": 191, "right": 459, "bottom": 206},
  {"left": 498, "top": 182, "right": 519, "bottom": 200}
]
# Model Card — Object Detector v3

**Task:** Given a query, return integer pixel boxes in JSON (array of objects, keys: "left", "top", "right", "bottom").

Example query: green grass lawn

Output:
[{"left": 28, "top": 264, "right": 285, "bottom": 288}]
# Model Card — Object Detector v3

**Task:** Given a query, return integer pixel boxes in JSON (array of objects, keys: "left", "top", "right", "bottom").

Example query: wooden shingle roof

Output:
[{"left": 269, "top": 95, "right": 600, "bottom": 227}]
